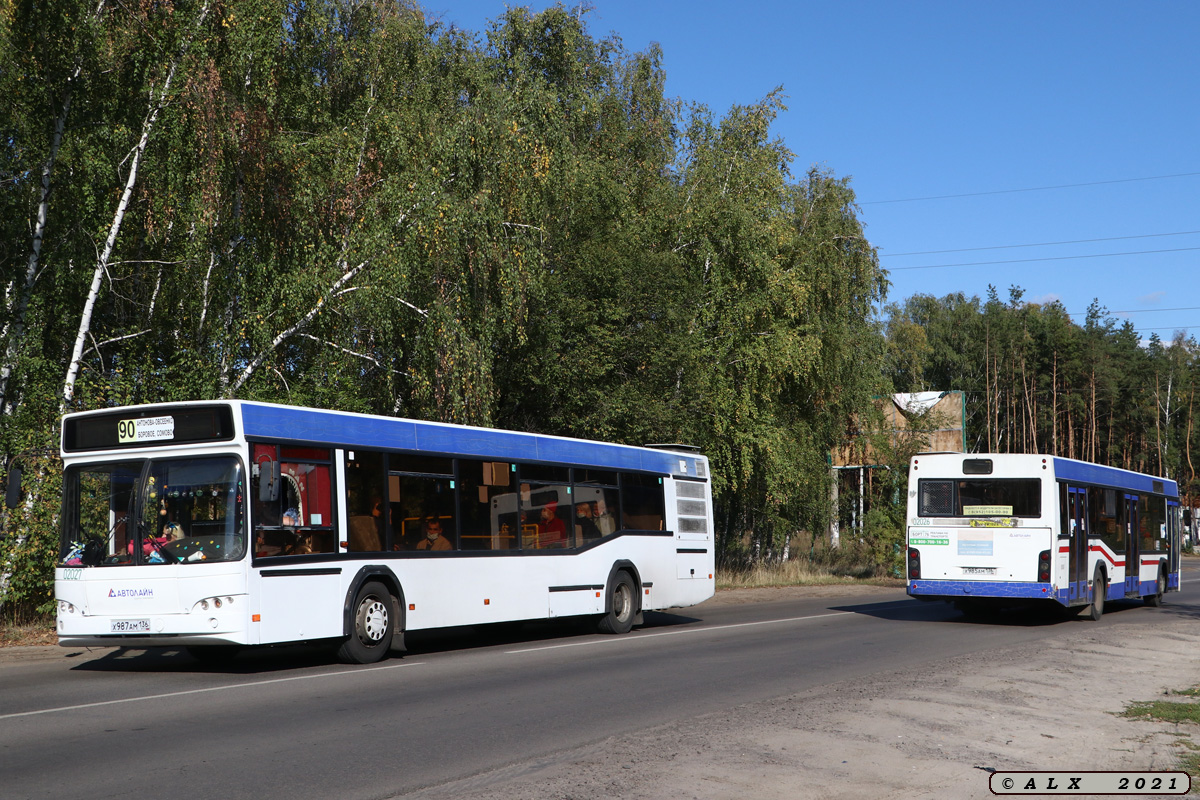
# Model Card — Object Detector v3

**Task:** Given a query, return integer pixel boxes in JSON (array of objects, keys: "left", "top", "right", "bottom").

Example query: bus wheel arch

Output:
[
  {"left": 339, "top": 568, "right": 404, "bottom": 663},
  {"left": 597, "top": 562, "right": 640, "bottom": 635}
]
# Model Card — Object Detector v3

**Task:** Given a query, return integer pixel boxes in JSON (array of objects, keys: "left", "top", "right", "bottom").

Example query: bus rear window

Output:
[{"left": 918, "top": 478, "right": 1041, "bottom": 518}]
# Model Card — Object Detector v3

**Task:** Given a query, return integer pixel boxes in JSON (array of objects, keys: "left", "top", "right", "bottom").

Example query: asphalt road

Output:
[{"left": 4, "top": 566, "right": 1199, "bottom": 800}]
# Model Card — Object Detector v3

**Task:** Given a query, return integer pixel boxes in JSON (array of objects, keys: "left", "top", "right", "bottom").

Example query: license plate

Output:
[
  {"left": 111, "top": 619, "right": 150, "bottom": 633},
  {"left": 962, "top": 567, "right": 996, "bottom": 575}
]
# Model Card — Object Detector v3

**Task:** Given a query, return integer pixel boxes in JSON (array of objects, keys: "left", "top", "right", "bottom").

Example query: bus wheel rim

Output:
[{"left": 361, "top": 599, "right": 388, "bottom": 643}]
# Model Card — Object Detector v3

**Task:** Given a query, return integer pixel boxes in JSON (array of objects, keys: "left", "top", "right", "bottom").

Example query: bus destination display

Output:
[
  {"left": 117, "top": 416, "right": 175, "bottom": 443},
  {"left": 63, "top": 405, "right": 235, "bottom": 452}
]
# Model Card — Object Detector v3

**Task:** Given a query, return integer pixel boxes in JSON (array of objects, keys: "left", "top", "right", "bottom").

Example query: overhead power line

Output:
[
  {"left": 1066, "top": 306, "right": 1200, "bottom": 317},
  {"left": 888, "top": 246, "right": 1200, "bottom": 271},
  {"left": 884, "top": 230, "right": 1200, "bottom": 258},
  {"left": 864, "top": 171, "right": 1200, "bottom": 205}
]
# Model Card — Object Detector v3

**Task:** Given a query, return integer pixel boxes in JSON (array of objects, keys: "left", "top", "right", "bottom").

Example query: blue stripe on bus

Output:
[
  {"left": 1052, "top": 457, "right": 1178, "bottom": 496},
  {"left": 240, "top": 403, "right": 692, "bottom": 476},
  {"left": 913, "top": 574, "right": 1180, "bottom": 605},
  {"left": 907, "top": 580, "right": 1053, "bottom": 600}
]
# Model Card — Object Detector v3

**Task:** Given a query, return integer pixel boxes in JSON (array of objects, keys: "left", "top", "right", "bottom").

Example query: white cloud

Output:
[{"left": 1138, "top": 290, "right": 1167, "bottom": 305}]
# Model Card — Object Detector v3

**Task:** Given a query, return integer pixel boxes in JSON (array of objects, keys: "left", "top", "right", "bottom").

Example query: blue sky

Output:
[{"left": 427, "top": 1, "right": 1199, "bottom": 341}]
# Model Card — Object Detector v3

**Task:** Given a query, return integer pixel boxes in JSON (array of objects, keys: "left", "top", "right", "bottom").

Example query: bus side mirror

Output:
[
  {"left": 258, "top": 461, "right": 279, "bottom": 503},
  {"left": 5, "top": 464, "right": 22, "bottom": 509}
]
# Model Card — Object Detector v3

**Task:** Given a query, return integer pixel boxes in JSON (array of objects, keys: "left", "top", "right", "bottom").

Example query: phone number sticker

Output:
[{"left": 989, "top": 771, "right": 1189, "bottom": 794}]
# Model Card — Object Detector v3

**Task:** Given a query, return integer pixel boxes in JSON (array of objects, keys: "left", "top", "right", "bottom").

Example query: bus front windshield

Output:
[{"left": 61, "top": 456, "right": 246, "bottom": 566}]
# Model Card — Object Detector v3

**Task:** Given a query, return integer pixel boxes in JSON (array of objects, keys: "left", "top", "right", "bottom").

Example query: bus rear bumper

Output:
[{"left": 908, "top": 580, "right": 1054, "bottom": 601}]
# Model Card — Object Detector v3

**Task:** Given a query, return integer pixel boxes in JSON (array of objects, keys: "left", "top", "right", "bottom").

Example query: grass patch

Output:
[
  {"left": 1121, "top": 688, "right": 1200, "bottom": 792},
  {"left": 0, "top": 617, "right": 56, "bottom": 647},
  {"left": 1122, "top": 700, "right": 1200, "bottom": 726},
  {"left": 718, "top": 558, "right": 904, "bottom": 590}
]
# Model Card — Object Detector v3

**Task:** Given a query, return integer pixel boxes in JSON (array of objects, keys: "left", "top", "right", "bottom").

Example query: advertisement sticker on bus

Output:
[
  {"left": 911, "top": 530, "right": 950, "bottom": 546},
  {"left": 969, "top": 518, "right": 1017, "bottom": 528},
  {"left": 957, "top": 530, "right": 994, "bottom": 556}
]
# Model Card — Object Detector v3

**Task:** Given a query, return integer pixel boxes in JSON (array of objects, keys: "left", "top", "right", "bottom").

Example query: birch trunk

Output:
[
  {"left": 60, "top": 1, "right": 210, "bottom": 408},
  {"left": 0, "top": 85, "right": 76, "bottom": 414},
  {"left": 227, "top": 261, "right": 368, "bottom": 394}
]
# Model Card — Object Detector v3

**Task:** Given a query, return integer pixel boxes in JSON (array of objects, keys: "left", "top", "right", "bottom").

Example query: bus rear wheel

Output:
[
  {"left": 1086, "top": 568, "right": 1106, "bottom": 621},
  {"left": 1145, "top": 568, "right": 1166, "bottom": 607},
  {"left": 596, "top": 571, "right": 636, "bottom": 635},
  {"left": 338, "top": 580, "right": 394, "bottom": 664}
]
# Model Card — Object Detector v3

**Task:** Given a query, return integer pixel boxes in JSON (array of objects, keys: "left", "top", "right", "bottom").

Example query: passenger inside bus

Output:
[
  {"left": 574, "top": 501, "right": 600, "bottom": 542},
  {"left": 537, "top": 501, "right": 567, "bottom": 548},
  {"left": 594, "top": 496, "right": 617, "bottom": 536},
  {"left": 415, "top": 517, "right": 452, "bottom": 551}
]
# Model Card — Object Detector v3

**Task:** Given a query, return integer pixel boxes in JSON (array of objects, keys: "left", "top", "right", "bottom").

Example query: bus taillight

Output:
[
  {"left": 907, "top": 547, "right": 921, "bottom": 579},
  {"left": 1037, "top": 550, "right": 1051, "bottom": 583}
]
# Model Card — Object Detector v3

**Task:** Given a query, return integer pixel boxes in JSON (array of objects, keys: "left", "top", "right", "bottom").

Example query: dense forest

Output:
[
  {"left": 885, "top": 287, "right": 1199, "bottom": 493},
  {"left": 1, "top": 1, "right": 1195, "bottom": 618}
]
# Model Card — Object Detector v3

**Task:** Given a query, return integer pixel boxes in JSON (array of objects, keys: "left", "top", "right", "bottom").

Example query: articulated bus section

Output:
[{"left": 906, "top": 453, "right": 1180, "bottom": 617}]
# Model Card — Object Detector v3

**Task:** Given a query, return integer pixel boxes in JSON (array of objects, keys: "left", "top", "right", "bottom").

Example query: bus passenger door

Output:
[
  {"left": 1067, "top": 487, "right": 1087, "bottom": 602},
  {"left": 1168, "top": 500, "right": 1181, "bottom": 579},
  {"left": 1123, "top": 494, "right": 1140, "bottom": 596}
]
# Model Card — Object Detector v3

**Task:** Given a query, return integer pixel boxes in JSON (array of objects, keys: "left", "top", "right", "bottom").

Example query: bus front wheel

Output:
[
  {"left": 1086, "top": 568, "right": 1106, "bottom": 622},
  {"left": 596, "top": 571, "right": 636, "bottom": 635},
  {"left": 338, "top": 580, "right": 394, "bottom": 664}
]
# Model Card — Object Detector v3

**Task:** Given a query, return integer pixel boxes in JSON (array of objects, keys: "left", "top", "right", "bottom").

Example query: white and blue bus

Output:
[
  {"left": 53, "top": 401, "right": 715, "bottom": 662},
  {"left": 906, "top": 453, "right": 1181, "bottom": 619}
]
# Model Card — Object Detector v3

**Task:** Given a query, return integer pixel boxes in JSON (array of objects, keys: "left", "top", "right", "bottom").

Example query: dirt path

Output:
[{"left": 406, "top": 606, "right": 1200, "bottom": 800}]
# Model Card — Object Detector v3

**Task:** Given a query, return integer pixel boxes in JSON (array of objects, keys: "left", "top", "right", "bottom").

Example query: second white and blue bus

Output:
[{"left": 906, "top": 453, "right": 1181, "bottom": 619}]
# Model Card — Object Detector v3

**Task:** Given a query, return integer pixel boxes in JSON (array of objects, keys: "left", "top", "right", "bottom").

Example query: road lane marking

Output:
[
  {"left": 0, "top": 660, "right": 425, "bottom": 720},
  {"left": 506, "top": 610, "right": 865, "bottom": 654}
]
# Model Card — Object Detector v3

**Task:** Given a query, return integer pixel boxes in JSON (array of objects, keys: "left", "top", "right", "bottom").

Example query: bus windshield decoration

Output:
[
  {"left": 906, "top": 453, "right": 1181, "bottom": 621},
  {"left": 53, "top": 401, "right": 715, "bottom": 664}
]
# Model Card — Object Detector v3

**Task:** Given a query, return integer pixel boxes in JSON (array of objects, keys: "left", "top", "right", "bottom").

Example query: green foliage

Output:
[
  {"left": 0, "top": 0, "right": 898, "bottom": 615},
  {"left": 885, "top": 292, "right": 1200, "bottom": 503}
]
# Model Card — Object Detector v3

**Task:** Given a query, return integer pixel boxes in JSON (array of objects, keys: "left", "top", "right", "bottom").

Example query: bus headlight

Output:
[{"left": 194, "top": 596, "right": 236, "bottom": 613}]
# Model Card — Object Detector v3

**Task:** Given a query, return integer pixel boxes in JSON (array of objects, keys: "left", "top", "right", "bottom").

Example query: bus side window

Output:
[
  {"left": 390, "top": 472, "right": 455, "bottom": 551},
  {"left": 458, "top": 460, "right": 516, "bottom": 551},
  {"left": 345, "top": 451, "right": 386, "bottom": 552},
  {"left": 252, "top": 445, "right": 335, "bottom": 556},
  {"left": 280, "top": 459, "right": 335, "bottom": 553},
  {"left": 1141, "top": 496, "right": 1166, "bottom": 552},
  {"left": 621, "top": 473, "right": 665, "bottom": 531}
]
